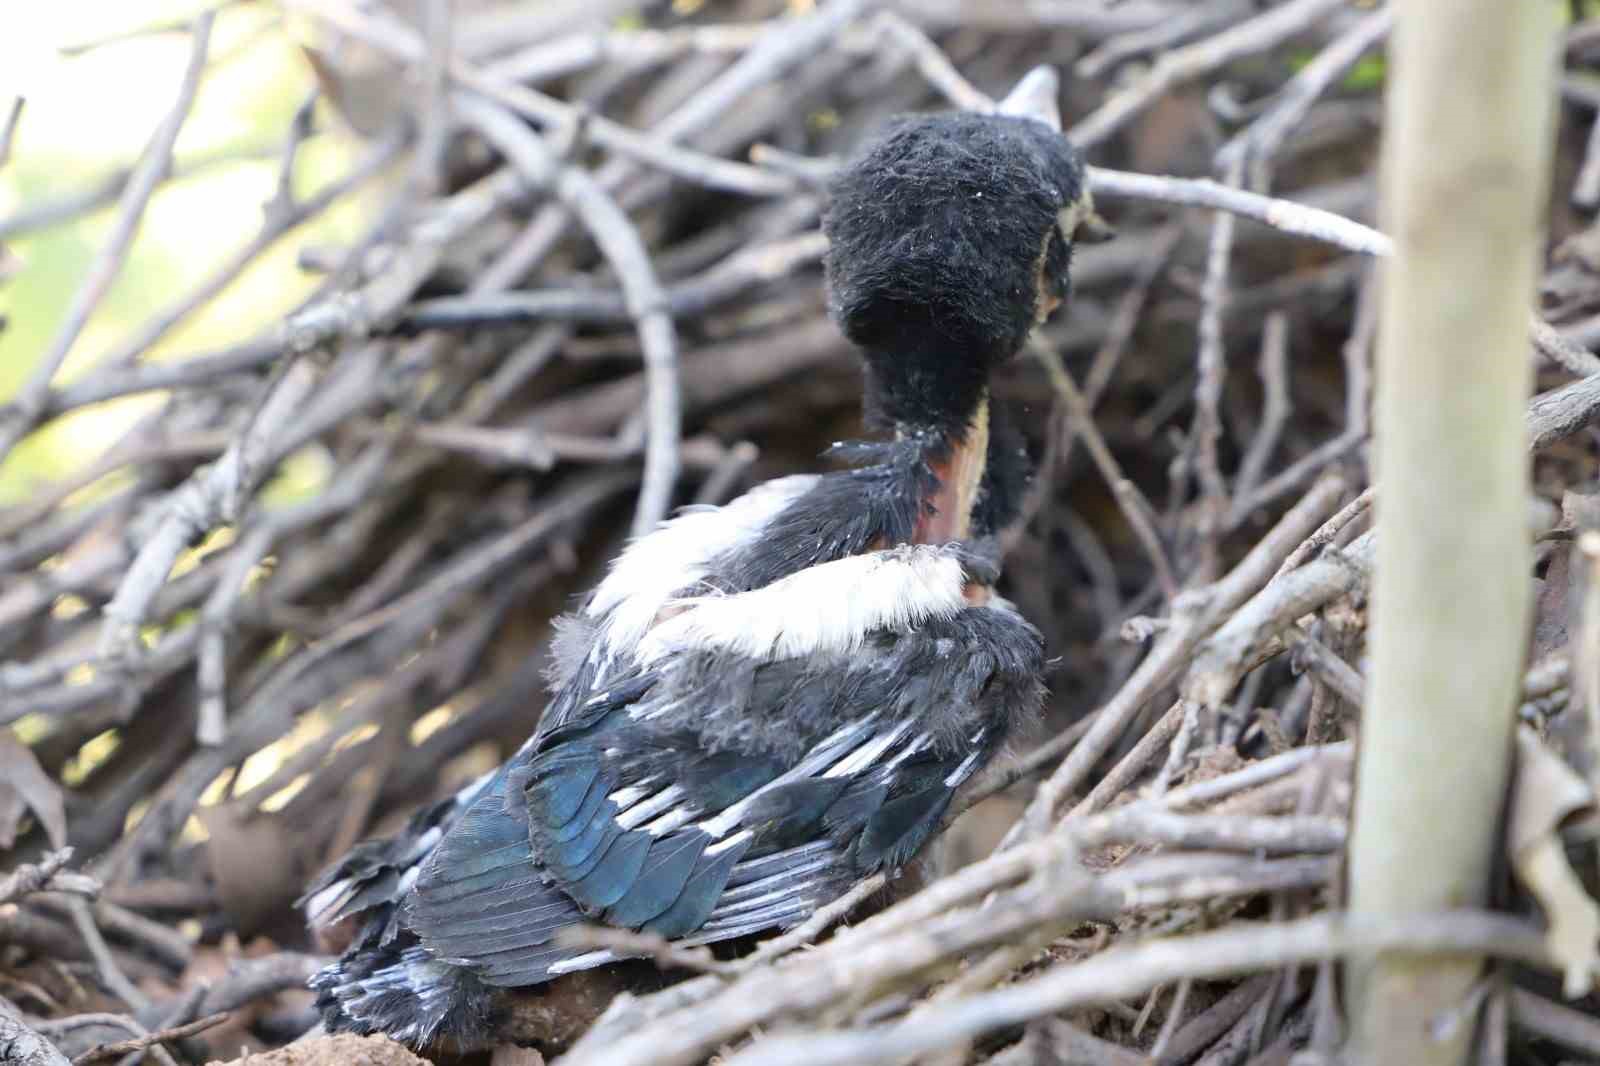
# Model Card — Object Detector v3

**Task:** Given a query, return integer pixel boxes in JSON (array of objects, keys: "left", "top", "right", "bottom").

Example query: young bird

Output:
[{"left": 301, "top": 65, "right": 1104, "bottom": 1052}]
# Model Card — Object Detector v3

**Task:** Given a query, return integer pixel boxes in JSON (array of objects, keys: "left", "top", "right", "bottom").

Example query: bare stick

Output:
[
  {"left": 0, "top": 13, "right": 213, "bottom": 465},
  {"left": 455, "top": 93, "right": 682, "bottom": 536},
  {"left": 0, "top": 96, "right": 22, "bottom": 171},
  {"left": 1507, "top": 988, "right": 1600, "bottom": 1059},
  {"left": 1217, "top": 9, "right": 1393, "bottom": 189},
  {"left": 69, "top": 1012, "right": 227, "bottom": 1065},
  {"left": 1031, "top": 339, "right": 1177, "bottom": 599},
  {"left": 1192, "top": 156, "right": 1245, "bottom": 529},
  {"left": 1069, "top": 0, "right": 1347, "bottom": 148},
  {"left": 873, "top": 12, "right": 992, "bottom": 111},
  {"left": 0, "top": 849, "right": 99, "bottom": 905},
  {"left": 1233, "top": 312, "right": 1292, "bottom": 508},
  {"left": 64, "top": 898, "right": 147, "bottom": 1010},
  {"left": 735, "top": 875, "right": 887, "bottom": 971},
  {"left": 1019, "top": 476, "right": 1345, "bottom": 835},
  {"left": 282, "top": 0, "right": 807, "bottom": 197},
  {"left": 1089, "top": 168, "right": 1393, "bottom": 256},
  {"left": 0, "top": 996, "right": 72, "bottom": 1066},
  {"left": 714, "top": 912, "right": 1552, "bottom": 1066}
]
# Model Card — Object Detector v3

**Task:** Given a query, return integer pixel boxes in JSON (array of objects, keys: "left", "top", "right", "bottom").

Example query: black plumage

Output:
[
  {"left": 824, "top": 112, "right": 1087, "bottom": 434},
  {"left": 303, "top": 68, "right": 1093, "bottom": 1053}
]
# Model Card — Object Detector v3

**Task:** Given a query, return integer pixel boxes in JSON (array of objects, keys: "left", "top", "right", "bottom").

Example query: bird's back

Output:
[{"left": 303, "top": 459, "right": 1044, "bottom": 1048}]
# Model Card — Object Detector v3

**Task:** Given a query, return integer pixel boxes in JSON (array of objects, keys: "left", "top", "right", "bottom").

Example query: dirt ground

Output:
[{"left": 205, "top": 1034, "right": 429, "bottom": 1066}]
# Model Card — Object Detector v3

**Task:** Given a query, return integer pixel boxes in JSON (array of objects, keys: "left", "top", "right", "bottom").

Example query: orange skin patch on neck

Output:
[{"left": 911, "top": 400, "right": 990, "bottom": 548}]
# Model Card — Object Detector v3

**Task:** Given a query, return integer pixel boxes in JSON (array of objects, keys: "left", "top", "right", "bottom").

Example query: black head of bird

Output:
[{"left": 823, "top": 66, "right": 1105, "bottom": 541}]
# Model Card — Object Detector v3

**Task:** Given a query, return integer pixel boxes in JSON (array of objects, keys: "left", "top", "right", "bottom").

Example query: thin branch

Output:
[
  {"left": 0, "top": 12, "right": 213, "bottom": 464},
  {"left": 1018, "top": 475, "right": 1346, "bottom": 836},
  {"left": 1233, "top": 312, "right": 1293, "bottom": 505},
  {"left": 282, "top": 0, "right": 814, "bottom": 197},
  {"left": 1069, "top": 0, "right": 1348, "bottom": 148},
  {"left": 1216, "top": 9, "right": 1393, "bottom": 190},
  {"left": 69, "top": 1013, "right": 227, "bottom": 1066},
  {"left": 455, "top": 92, "right": 682, "bottom": 536},
  {"left": 0, "top": 96, "right": 23, "bottom": 172},
  {"left": 717, "top": 912, "right": 1551, "bottom": 1066},
  {"left": 1031, "top": 338, "right": 1177, "bottom": 599},
  {"left": 1192, "top": 155, "right": 1245, "bottom": 532},
  {"left": 0, "top": 849, "right": 100, "bottom": 906},
  {"left": 0, "top": 996, "right": 72, "bottom": 1066}
]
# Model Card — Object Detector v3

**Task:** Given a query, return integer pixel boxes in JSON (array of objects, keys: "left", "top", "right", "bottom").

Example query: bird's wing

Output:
[{"left": 404, "top": 552, "right": 1042, "bottom": 988}]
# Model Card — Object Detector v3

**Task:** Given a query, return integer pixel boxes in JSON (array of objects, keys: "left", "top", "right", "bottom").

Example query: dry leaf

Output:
[
  {"left": 0, "top": 733, "right": 67, "bottom": 849},
  {"left": 1509, "top": 726, "right": 1600, "bottom": 998},
  {"left": 300, "top": 45, "right": 413, "bottom": 140},
  {"left": 200, "top": 804, "right": 308, "bottom": 939}
]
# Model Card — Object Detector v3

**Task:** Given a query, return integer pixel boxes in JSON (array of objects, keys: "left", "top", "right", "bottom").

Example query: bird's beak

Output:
[
  {"left": 1060, "top": 191, "right": 1116, "bottom": 245},
  {"left": 996, "top": 65, "right": 1061, "bottom": 133}
]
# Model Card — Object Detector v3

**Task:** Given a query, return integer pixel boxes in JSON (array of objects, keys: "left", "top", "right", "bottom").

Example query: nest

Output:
[{"left": 3, "top": 1, "right": 1600, "bottom": 1064}]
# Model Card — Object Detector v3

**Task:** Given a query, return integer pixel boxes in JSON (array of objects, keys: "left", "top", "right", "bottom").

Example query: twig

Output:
[
  {"left": 1031, "top": 338, "right": 1177, "bottom": 599},
  {"left": 0, "top": 995, "right": 73, "bottom": 1066},
  {"left": 0, "top": 12, "right": 213, "bottom": 465},
  {"left": 1530, "top": 315, "right": 1600, "bottom": 378},
  {"left": 873, "top": 12, "right": 992, "bottom": 111},
  {"left": 1074, "top": 699, "right": 1186, "bottom": 815},
  {"left": 1216, "top": 9, "right": 1393, "bottom": 190},
  {"left": 400, "top": 231, "right": 828, "bottom": 330},
  {"left": 1077, "top": 0, "right": 1251, "bottom": 81},
  {"left": 1088, "top": 168, "right": 1393, "bottom": 257},
  {"left": 64, "top": 898, "right": 147, "bottom": 1010},
  {"left": 555, "top": 926, "right": 736, "bottom": 977},
  {"left": 736, "top": 875, "right": 887, "bottom": 971},
  {"left": 0, "top": 849, "right": 99, "bottom": 906},
  {"left": 1150, "top": 976, "right": 1196, "bottom": 1061},
  {"left": 1153, "top": 699, "right": 1203, "bottom": 797},
  {"left": 32, "top": 1015, "right": 177, "bottom": 1066},
  {"left": 713, "top": 912, "right": 1552, "bottom": 1066},
  {"left": 414, "top": 0, "right": 454, "bottom": 196},
  {"left": 1184, "top": 532, "right": 1374, "bottom": 711},
  {"left": 1575, "top": 110, "right": 1600, "bottom": 210},
  {"left": 0, "top": 96, "right": 23, "bottom": 171},
  {"left": 186, "top": 953, "right": 328, "bottom": 1017},
  {"left": 456, "top": 92, "right": 683, "bottom": 536},
  {"left": 1017, "top": 475, "right": 1346, "bottom": 836},
  {"left": 96, "top": 358, "right": 323, "bottom": 663},
  {"left": 0, "top": 139, "right": 285, "bottom": 242},
  {"left": 1068, "top": 0, "right": 1348, "bottom": 148},
  {"left": 1232, "top": 312, "right": 1292, "bottom": 508},
  {"left": 69, "top": 1013, "right": 227, "bottom": 1066},
  {"left": 1507, "top": 987, "right": 1600, "bottom": 1059},
  {"left": 1191, "top": 155, "right": 1245, "bottom": 535},
  {"left": 282, "top": 0, "right": 810, "bottom": 197},
  {"left": 1229, "top": 275, "right": 1376, "bottom": 528},
  {"left": 87, "top": 130, "right": 404, "bottom": 372},
  {"left": 1286, "top": 628, "right": 1366, "bottom": 707}
]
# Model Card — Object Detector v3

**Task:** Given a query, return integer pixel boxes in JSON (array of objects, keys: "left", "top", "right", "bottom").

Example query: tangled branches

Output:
[{"left": 4, "top": 1, "right": 1600, "bottom": 1063}]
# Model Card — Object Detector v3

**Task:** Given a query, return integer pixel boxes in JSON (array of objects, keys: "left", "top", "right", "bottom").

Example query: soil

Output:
[{"left": 205, "top": 1034, "right": 430, "bottom": 1066}]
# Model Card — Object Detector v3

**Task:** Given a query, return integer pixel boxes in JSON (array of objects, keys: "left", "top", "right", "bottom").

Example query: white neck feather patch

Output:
[
  {"left": 586, "top": 475, "right": 819, "bottom": 654},
  {"left": 636, "top": 545, "right": 971, "bottom": 664}
]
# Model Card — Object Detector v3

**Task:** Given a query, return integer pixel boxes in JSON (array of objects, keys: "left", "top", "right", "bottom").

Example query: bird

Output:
[{"left": 300, "top": 65, "right": 1107, "bottom": 1053}]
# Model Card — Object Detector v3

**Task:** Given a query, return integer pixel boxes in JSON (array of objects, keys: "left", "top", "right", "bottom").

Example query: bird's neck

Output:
[{"left": 858, "top": 347, "right": 1001, "bottom": 546}]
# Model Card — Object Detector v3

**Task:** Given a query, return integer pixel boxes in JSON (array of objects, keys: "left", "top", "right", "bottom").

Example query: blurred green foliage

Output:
[{"left": 0, "top": 0, "right": 383, "bottom": 504}]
